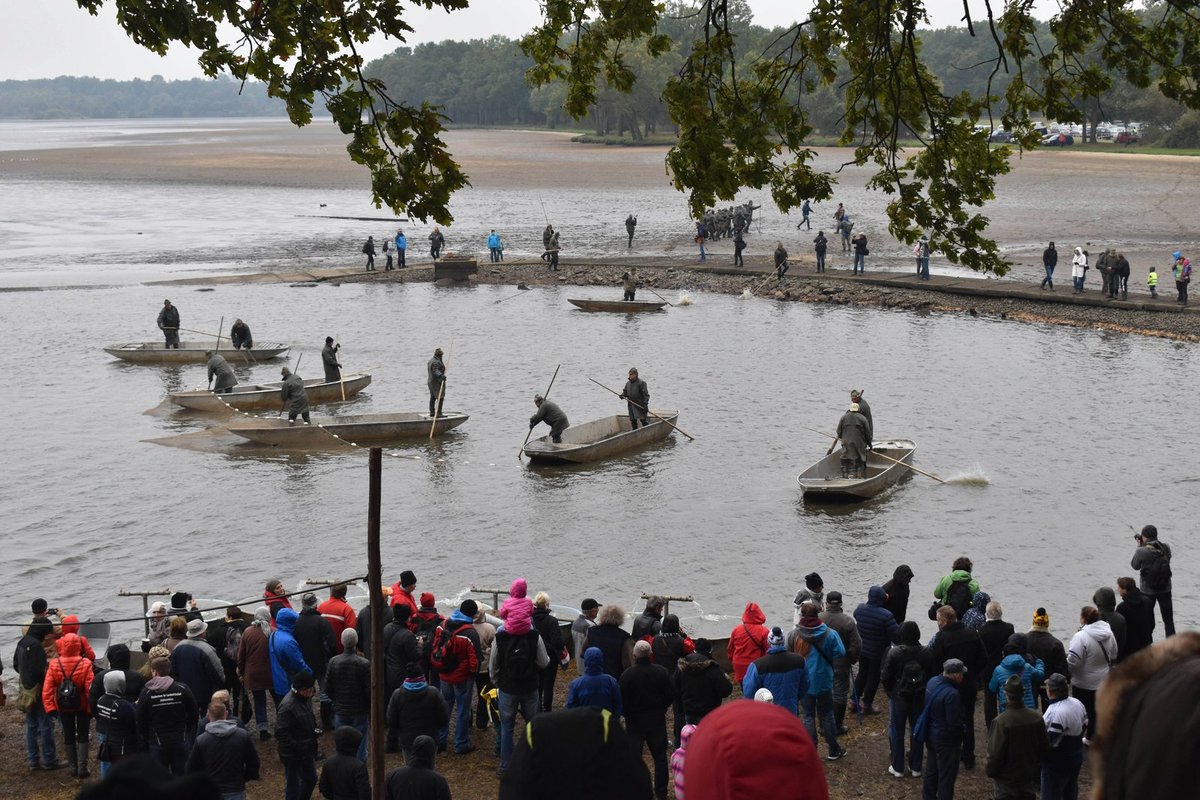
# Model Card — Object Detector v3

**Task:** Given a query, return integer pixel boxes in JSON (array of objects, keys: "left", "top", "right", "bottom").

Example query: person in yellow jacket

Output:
[{"left": 1147, "top": 265, "right": 1158, "bottom": 299}]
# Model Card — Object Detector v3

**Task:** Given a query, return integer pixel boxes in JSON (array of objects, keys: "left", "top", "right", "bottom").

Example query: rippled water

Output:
[
  {"left": 1, "top": 278, "right": 1195, "bottom": 648},
  {"left": 1, "top": 120, "right": 1196, "bottom": 652}
]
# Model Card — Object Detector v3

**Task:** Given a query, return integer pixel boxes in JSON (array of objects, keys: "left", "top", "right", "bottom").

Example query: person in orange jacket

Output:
[
  {"left": 42, "top": 632, "right": 95, "bottom": 778},
  {"left": 727, "top": 602, "right": 770, "bottom": 684}
]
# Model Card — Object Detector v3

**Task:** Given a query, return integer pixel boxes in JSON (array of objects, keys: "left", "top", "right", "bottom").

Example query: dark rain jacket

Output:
[
  {"left": 621, "top": 378, "right": 650, "bottom": 420},
  {"left": 322, "top": 343, "right": 341, "bottom": 383},
  {"left": 294, "top": 606, "right": 336, "bottom": 680},
  {"left": 384, "top": 735, "right": 451, "bottom": 800},
  {"left": 530, "top": 400, "right": 569, "bottom": 434},
  {"left": 853, "top": 587, "right": 899, "bottom": 660},
  {"left": 325, "top": 651, "right": 371, "bottom": 718},
  {"left": 385, "top": 681, "right": 448, "bottom": 751},
  {"left": 427, "top": 355, "right": 445, "bottom": 394},
  {"left": 882, "top": 564, "right": 914, "bottom": 623},
  {"left": 276, "top": 689, "right": 318, "bottom": 761},
  {"left": 137, "top": 675, "right": 199, "bottom": 747},
  {"left": 230, "top": 321, "right": 252, "bottom": 349},
  {"left": 1116, "top": 589, "right": 1155, "bottom": 657},
  {"left": 674, "top": 652, "right": 732, "bottom": 721},
  {"left": 836, "top": 410, "right": 871, "bottom": 451},
  {"left": 281, "top": 373, "right": 309, "bottom": 415},
  {"left": 207, "top": 354, "right": 237, "bottom": 391},
  {"left": 186, "top": 718, "right": 260, "bottom": 794},
  {"left": 618, "top": 657, "right": 673, "bottom": 727},
  {"left": 319, "top": 727, "right": 371, "bottom": 800}
]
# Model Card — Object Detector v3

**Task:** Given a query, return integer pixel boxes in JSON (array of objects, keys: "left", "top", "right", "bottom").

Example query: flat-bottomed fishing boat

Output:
[
  {"left": 227, "top": 411, "right": 469, "bottom": 446},
  {"left": 104, "top": 341, "right": 290, "bottom": 364},
  {"left": 523, "top": 411, "right": 678, "bottom": 463},
  {"left": 169, "top": 373, "right": 372, "bottom": 412},
  {"left": 797, "top": 439, "right": 917, "bottom": 502},
  {"left": 567, "top": 298, "right": 668, "bottom": 313}
]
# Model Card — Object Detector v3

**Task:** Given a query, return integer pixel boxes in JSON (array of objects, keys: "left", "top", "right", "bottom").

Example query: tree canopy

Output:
[{"left": 76, "top": 0, "right": 1200, "bottom": 274}]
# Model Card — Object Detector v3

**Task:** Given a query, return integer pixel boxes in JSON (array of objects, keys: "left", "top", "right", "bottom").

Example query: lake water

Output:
[{"left": 0, "top": 119, "right": 1195, "bottom": 651}]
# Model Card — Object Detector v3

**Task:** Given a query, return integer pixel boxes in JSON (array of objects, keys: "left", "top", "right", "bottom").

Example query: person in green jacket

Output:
[
  {"left": 529, "top": 395, "right": 570, "bottom": 443},
  {"left": 206, "top": 352, "right": 237, "bottom": 394},
  {"left": 280, "top": 367, "right": 310, "bottom": 424},
  {"left": 932, "top": 557, "right": 981, "bottom": 619}
]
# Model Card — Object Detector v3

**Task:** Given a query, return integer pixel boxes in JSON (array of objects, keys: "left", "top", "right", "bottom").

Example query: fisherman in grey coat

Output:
[
  {"left": 427, "top": 348, "right": 446, "bottom": 417},
  {"left": 529, "top": 395, "right": 570, "bottom": 443},
  {"left": 828, "top": 403, "right": 871, "bottom": 478},
  {"left": 322, "top": 337, "right": 342, "bottom": 383},
  {"left": 280, "top": 366, "right": 310, "bottom": 423},
  {"left": 620, "top": 368, "right": 650, "bottom": 429},
  {"left": 206, "top": 351, "right": 238, "bottom": 394},
  {"left": 850, "top": 389, "right": 873, "bottom": 440}
]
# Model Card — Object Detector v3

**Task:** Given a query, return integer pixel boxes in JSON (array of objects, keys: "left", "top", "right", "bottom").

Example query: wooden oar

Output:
[
  {"left": 429, "top": 337, "right": 453, "bottom": 440},
  {"left": 588, "top": 377, "right": 696, "bottom": 441},
  {"left": 645, "top": 287, "right": 674, "bottom": 307},
  {"left": 519, "top": 364, "right": 560, "bottom": 459},
  {"left": 494, "top": 289, "right": 529, "bottom": 304},
  {"left": 802, "top": 425, "right": 944, "bottom": 483},
  {"left": 177, "top": 326, "right": 222, "bottom": 338}
]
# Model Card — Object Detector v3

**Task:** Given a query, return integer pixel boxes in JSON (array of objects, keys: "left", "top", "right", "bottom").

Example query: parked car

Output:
[
  {"left": 1115, "top": 131, "right": 1140, "bottom": 145},
  {"left": 1041, "top": 133, "right": 1074, "bottom": 147},
  {"left": 988, "top": 130, "right": 1013, "bottom": 143}
]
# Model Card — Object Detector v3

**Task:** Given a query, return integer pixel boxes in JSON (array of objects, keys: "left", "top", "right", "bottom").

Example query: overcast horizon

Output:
[{"left": 0, "top": 0, "right": 1067, "bottom": 82}]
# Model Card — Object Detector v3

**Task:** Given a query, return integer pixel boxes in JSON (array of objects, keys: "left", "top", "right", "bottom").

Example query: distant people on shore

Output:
[
  {"left": 429, "top": 227, "right": 444, "bottom": 260},
  {"left": 394, "top": 229, "right": 407, "bottom": 268},
  {"left": 1041, "top": 242, "right": 1057, "bottom": 290},
  {"left": 694, "top": 221, "right": 706, "bottom": 262},
  {"left": 1071, "top": 247, "right": 1088, "bottom": 293},
  {"left": 852, "top": 231, "right": 869, "bottom": 274},
  {"left": 813, "top": 231, "right": 827, "bottom": 272},
  {"left": 488, "top": 230, "right": 502, "bottom": 262},
  {"left": 798, "top": 199, "right": 812, "bottom": 230},
  {"left": 626, "top": 214, "right": 637, "bottom": 248},
  {"left": 382, "top": 238, "right": 393, "bottom": 271},
  {"left": 1172, "top": 250, "right": 1191, "bottom": 305},
  {"left": 362, "top": 236, "right": 376, "bottom": 271}
]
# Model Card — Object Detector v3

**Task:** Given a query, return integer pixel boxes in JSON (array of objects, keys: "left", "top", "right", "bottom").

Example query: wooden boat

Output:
[
  {"left": 227, "top": 411, "right": 469, "bottom": 446},
  {"left": 568, "top": 298, "right": 668, "bottom": 313},
  {"left": 797, "top": 438, "right": 917, "bottom": 502},
  {"left": 104, "top": 341, "right": 290, "bottom": 364},
  {"left": 523, "top": 411, "right": 678, "bottom": 463},
  {"left": 169, "top": 373, "right": 372, "bottom": 412}
]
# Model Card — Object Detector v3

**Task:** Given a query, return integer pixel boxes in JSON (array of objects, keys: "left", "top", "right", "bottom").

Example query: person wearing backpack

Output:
[
  {"left": 791, "top": 602, "right": 848, "bottom": 761},
  {"left": 881, "top": 620, "right": 934, "bottom": 778},
  {"left": 490, "top": 604, "right": 550, "bottom": 776},
  {"left": 932, "top": 558, "right": 980, "bottom": 621},
  {"left": 817, "top": 591, "right": 862, "bottom": 733},
  {"left": 927, "top": 605, "right": 987, "bottom": 770},
  {"left": 1131, "top": 524, "right": 1174, "bottom": 636},
  {"left": 432, "top": 603, "right": 480, "bottom": 755},
  {"left": 412, "top": 593, "right": 445, "bottom": 687},
  {"left": 362, "top": 236, "right": 375, "bottom": 271},
  {"left": 42, "top": 631, "right": 94, "bottom": 778},
  {"left": 727, "top": 601, "right": 770, "bottom": 685},
  {"left": 532, "top": 592, "right": 566, "bottom": 712},
  {"left": 210, "top": 607, "right": 249, "bottom": 721},
  {"left": 914, "top": 658, "right": 968, "bottom": 800},
  {"left": 1066, "top": 606, "right": 1116, "bottom": 742},
  {"left": 852, "top": 586, "right": 900, "bottom": 716}
]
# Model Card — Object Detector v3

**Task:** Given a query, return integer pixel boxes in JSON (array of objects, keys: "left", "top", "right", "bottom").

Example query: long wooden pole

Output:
[
  {"left": 588, "top": 377, "right": 696, "bottom": 441},
  {"left": 802, "top": 425, "right": 944, "bottom": 483},
  {"left": 645, "top": 286, "right": 674, "bottom": 307},
  {"left": 519, "top": 364, "right": 561, "bottom": 458},
  {"left": 367, "top": 448, "right": 385, "bottom": 800}
]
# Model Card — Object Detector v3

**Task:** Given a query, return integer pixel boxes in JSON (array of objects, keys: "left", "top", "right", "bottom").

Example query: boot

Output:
[
  {"left": 76, "top": 743, "right": 90, "bottom": 778},
  {"left": 65, "top": 742, "right": 78, "bottom": 778},
  {"left": 320, "top": 701, "right": 334, "bottom": 733},
  {"left": 834, "top": 702, "right": 847, "bottom": 730},
  {"left": 840, "top": 460, "right": 851, "bottom": 478}
]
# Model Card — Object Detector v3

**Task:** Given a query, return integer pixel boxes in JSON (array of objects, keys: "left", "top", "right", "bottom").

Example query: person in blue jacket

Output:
[
  {"left": 394, "top": 229, "right": 407, "bottom": 268},
  {"left": 789, "top": 603, "right": 848, "bottom": 760},
  {"left": 270, "top": 608, "right": 311, "bottom": 700},
  {"left": 488, "top": 230, "right": 502, "bottom": 262},
  {"left": 988, "top": 636, "right": 1045, "bottom": 713},
  {"left": 742, "top": 627, "right": 807, "bottom": 715},
  {"left": 853, "top": 585, "right": 900, "bottom": 714},
  {"left": 919, "top": 658, "right": 968, "bottom": 800},
  {"left": 566, "top": 648, "right": 621, "bottom": 716}
]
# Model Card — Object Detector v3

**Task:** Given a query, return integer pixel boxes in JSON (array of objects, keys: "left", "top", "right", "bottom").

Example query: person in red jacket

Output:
[
  {"left": 263, "top": 578, "right": 293, "bottom": 625},
  {"left": 318, "top": 583, "right": 358, "bottom": 655},
  {"left": 390, "top": 570, "right": 419, "bottom": 622},
  {"left": 728, "top": 602, "right": 770, "bottom": 684},
  {"left": 42, "top": 632, "right": 95, "bottom": 778},
  {"left": 432, "top": 602, "right": 480, "bottom": 755},
  {"left": 59, "top": 616, "right": 97, "bottom": 663}
]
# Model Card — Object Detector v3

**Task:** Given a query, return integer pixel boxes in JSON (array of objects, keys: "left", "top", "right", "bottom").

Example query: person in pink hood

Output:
[
  {"left": 671, "top": 723, "right": 697, "bottom": 800},
  {"left": 503, "top": 602, "right": 534, "bottom": 636},
  {"left": 499, "top": 578, "right": 535, "bottom": 623}
]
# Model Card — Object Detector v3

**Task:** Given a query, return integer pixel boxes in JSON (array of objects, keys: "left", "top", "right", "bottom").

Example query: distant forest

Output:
[
  {"left": 0, "top": 75, "right": 285, "bottom": 119},
  {"left": 4, "top": 15, "right": 1197, "bottom": 147}
]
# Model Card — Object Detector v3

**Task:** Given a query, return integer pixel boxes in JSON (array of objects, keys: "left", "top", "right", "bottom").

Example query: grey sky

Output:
[{"left": 2, "top": 1, "right": 1055, "bottom": 81}]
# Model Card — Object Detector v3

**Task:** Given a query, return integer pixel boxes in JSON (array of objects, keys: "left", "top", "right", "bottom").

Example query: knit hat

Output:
[
  {"left": 767, "top": 627, "right": 785, "bottom": 648},
  {"left": 804, "top": 572, "right": 823, "bottom": 592},
  {"left": 1004, "top": 674, "right": 1024, "bottom": 700},
  {"left": 342, "top": 628, "right": 359, "bottom": 649},
  {"left": 185, "top": 618, "right": 208, "bottom": 639},
  {"left": 399, "top": 570, "right": 416, "bottom": 587},
  {"left": 103, "top": 671, "right": 126, "bottom": 694},
  {"left": 325, "top": 336, "right": 334, "bottom": 344},
  {"left": 31, "top": 598, "right": 48, "bottom": 614},
  {"left": 1032, "top": 608, "right": 1050, "bottom": 630},
  {"left": 898, "top": 620, "right": 921, "bottom": 644},
  {"left": 302, "top": 593, "right": 318, "bottom": 608},
  {"left": 633, "top": 640, "right": 652, "bottom": 659},
  {"left": 405, "top": 663, "right": 424, "bottom": 680},
  {"left": 170, "top": 592, "right": 190, "bottom": 610},
  {"left": 1046, "top": 673, "right": 1069, "bottom": 694},
  {"left": 292, "top": 671, "right": 315, "bottom": 691},
  {"left": 754, "top": 687, "right": 774, "bottom": 703},
  {"left": 460, "top": 599, "right": 479, "bottom": 618},
  {"left": 695, "top": 638, "right": 712, "bottom": 654},
  {"left": 420, "top": 592, "right": 436, "bottom": 608},
  {"left": 581, "top": 598, "right": 600, "bottom": 611}
]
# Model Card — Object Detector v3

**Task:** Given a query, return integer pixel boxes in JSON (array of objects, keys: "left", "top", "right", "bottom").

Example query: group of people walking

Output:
[{"left": 1042, "top": 242, "right": 1191, "bottom": 303}]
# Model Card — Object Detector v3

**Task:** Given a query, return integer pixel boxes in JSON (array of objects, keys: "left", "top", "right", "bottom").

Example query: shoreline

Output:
[{"left": 150, "top": 255, "right": 1200, "bottom": 343}]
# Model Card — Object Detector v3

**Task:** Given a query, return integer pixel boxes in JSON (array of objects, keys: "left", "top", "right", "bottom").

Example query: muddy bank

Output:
[{"left": 328, "top": 257, "right": 1200, "bottom": 343}]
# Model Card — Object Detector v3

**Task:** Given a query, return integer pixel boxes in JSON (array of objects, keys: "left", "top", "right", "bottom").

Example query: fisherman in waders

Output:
[
  {"left": 850, "top": 389, "right": 873, "bottom": 441},
  {"left": 622, "top": 271, "right": 638, "bottom": 301},
  {"left": 529, "top": 394, "right": 570, "bottom": 443},
  {"left": 427, "top": 347, "right": 446, "bottom": 418},
  {"left": 827, "top": 403, "right": 871, "bottom": 478},
  {"left": 157, "top": 299, "right": 180, "bottom": 348},
  {"left": 322, "top": 337, "right": 341, "bottom": 384},
  {"left": 206, "top": 351, "right": 237, "bottom": 394},
  {"left": 620, "top": 368, "right": 650, "bottom": 430},
  {"left": 280, "top": 367, "right": 310, "bottom": 424},
  {"left": 774, "top": 243, "right": 789, "bottom": 282}
]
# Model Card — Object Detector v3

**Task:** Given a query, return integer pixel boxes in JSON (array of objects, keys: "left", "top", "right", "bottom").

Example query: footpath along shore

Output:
[{"left": 152, "top": 253, "right": 1200, "bottom": 342}]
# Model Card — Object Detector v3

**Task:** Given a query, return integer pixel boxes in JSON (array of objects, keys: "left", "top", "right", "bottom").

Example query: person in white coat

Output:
[
  {"left": 1066, "top": 606, "right": 1116, "bottom": 742},
  {"left": 1071, "top": 247, "right": 1089, "bottom": 293}
]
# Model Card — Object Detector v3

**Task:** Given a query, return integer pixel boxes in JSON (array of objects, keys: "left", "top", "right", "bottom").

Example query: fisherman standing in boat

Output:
[
  {"left": 529, "top": 394, "right": 570, "bottom": 443},
  {"left": 206, "top": 351, "right": 238, "bottom": 394},
  {"left": 322, "top": 337, "right": 342, "bottom": 383},
  {"left": 827, "top": 403, "right": 872, "bottom": 478},
  {"left": 620, "top": 368, "right": 650, "bottom": 430},
  {"left": 622, "top": 271, "right": 639, "bottom": 301},
  {"left": 428, "top": 347, "right": 446, "bottom": 418},
  {"left": 157, "top": 299, "right": 180, "bottom": 349},
  {"left": 230, "top": 319, "right": 252, "bottom": 350},
  {"left": 280, "top": 366, "right": 310, "bottom": 424},
  {"left": 850, "top": 389, "right": 873, "bottom": 440}
]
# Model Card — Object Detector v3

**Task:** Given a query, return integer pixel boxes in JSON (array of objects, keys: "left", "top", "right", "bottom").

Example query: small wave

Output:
[
  {"left": 677, "top": 293, "right": 694, "bottom": 306},
  {"left": 942, "top": 465, "right": 991, "bottom": 485},
  {"left": 740, "top": 288, "right": 753, "bottom": 299}
]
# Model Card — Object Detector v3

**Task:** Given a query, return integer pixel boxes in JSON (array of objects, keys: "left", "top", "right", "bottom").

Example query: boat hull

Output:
[
  {"left": 228, "top": 411, "right": 469, "bottom": 446},
  {"left": 104, "top": 341, "right": 290, "bottom": 364},
  {"left": 524, "top": 412, "right": 678, "bottom": 463},
  {"left": 567, "top": 298, "right": 667, "bottom": 313},
  {"left": 169, "top": 373, "right": 372, "bottom": 412},
  {"left": 797, "top": 439, "right": 917, "bottom": 501}
]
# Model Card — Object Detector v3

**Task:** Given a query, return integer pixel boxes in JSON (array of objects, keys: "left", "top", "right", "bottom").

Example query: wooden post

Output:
[{"left": 367, "top": 448, "right": 385, "bottom": 800}]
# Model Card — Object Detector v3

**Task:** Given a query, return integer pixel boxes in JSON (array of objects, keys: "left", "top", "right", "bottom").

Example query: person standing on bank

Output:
[
  {"left": 157, "top": 299, "right": 181, "bottom": 348},
  {"left": 1071, "top": 247, "right": 1087, "bottom": 293},
  {"left": 322, "top": 337, "right": 342, "bottom": 384},
  {"left": 529, "top": 394, "right": 569, "bottom": 444},
  {"left": 1131, "top": 524, "right": 1174, "bottom": 637},
  {"left": 487, "top": 230, "right": 502, "bottom": 262},
  {"left": 625, "top": 214, "right": 637, "bottom": 248},
  {"left": 733, "top": 228, "right": 746, "bottom": 267},
  {"left": 394, "top": 230, "right": 407, "bottom": 268},
  {"left": 547, "top": 230, "right": 561, "bottom": 271},
  {"left": 620, "top": 368, "right": 650, "bottom": 430},
  {"left": 774, "top": 242, "right": 789, "bottom": 282},
  {"left": 429, "top": 227, "right": 444, "bottom": 260},
  {"left": 915, "top": 235, "right": 931, "bottom": 280},
  {"left": 362, "top": 236, "right": 376, "bottom": 271},
  {"left": 382, "top": 239, "right": 393, "bottom": 271},
  {"left": 919, "top": 658, "right": 968, "bottom": 800},
  {"left": 828, "top": 403, "right": 871, "bottom": 478},
  {"left": 798, "top": 199, "right": 812, "bottom": 230},
  {"left": 280, "top": 367, "right": 310, "bottom": 424},
  {"left": 230, "top": 319, "right": 253, "bottom": 350},
  {"left": 813, "top": 230, "right": 828, "bottom": 272},
  {"left": 427, "top": 347, "right": 446, "bottom": 418},
  {"left": 852, "top": 231, "right": 869, "bottom": 274},
  {"left": 206, "top": 351, "right": 237, "bottom": 394},
  {"left": 1041, "top": 242, "right": 1057, "bottom": 290}
]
